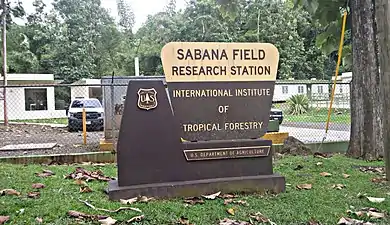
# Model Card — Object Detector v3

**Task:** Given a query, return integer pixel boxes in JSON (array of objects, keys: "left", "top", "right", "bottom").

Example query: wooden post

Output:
[
  {"left": 376, "top": 0, "right": 390, "bottom": 181},
  {"left": 82, "top": 108, "right": 87, "bottom": 145}
]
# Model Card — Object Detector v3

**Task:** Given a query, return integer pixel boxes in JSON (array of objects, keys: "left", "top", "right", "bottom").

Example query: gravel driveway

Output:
[{"left": 0, "top": 124, "right": 103, "bottom": 157}]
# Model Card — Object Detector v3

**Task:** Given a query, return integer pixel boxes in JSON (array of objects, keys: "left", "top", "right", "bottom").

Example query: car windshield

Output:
[{"left": 71, "top": 99, "right": 101, "bottom": 108}]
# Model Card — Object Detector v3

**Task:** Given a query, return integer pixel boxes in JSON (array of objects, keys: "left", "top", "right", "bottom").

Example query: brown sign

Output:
[
  {"left": 183, "top": 145, "right": 270, "bottom": 161},
  {"left": 107, "top": 79, "right": 286, "bottom": 200},
  {"left": 161, "top": 42, "right": 280, "bottom": 141}
]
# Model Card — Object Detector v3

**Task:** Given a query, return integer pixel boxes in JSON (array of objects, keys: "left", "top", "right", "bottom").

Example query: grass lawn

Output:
[
  {"left": 1, "top": 154, "right": 389, "bottom": 224},
  {"left": 281, "top": 107, "right": 351, "bottom": 124},
  {"left": 285, "top": 112, "right": 351, "bottom": 124}
]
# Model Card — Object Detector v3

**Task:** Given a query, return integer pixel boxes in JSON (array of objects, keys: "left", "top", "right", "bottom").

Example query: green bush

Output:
[{"left": 287, "top": 94, "right": 309, "bottom": 115}]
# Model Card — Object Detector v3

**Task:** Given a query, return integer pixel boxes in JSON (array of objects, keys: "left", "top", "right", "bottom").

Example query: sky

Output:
[{"left": 17, "top": 0, "right": 188, "bottom": 31}]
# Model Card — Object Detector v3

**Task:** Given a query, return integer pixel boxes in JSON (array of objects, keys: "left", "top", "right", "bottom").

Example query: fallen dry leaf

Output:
[
  {"left": 35, "top": 217, "right": 43, "bottom": 223},
  {"left": 307, "top": 219, "right": 321, "bottom": 225},
  {"left": 332, "top": 184, "right": 346, "bottom": 190},
  {"left": 120, "top": 196, "right": 154, "bottom": 205},
  {"left": 0, "top": 216, "right": 9, "bottom": 225},
  {"left": 80, "top": 186, "right": 93, "bottom": 193},
  {"left": 320, "top": 172, "right": 332, "bottom": 177},
  {"left": 35, "top": 169, "right": 55, "bottom": 177},
  {"left": 314, "top": 152, "right": 333, "bottom": 159},
  {"left": 296, "top": 184, "right": 312, "bottom": 190},
  {"left": 366, "top": 196, "right": 385, "bottom": 203},
  {"left": 98, "top": 216, "right": 117, "bottom": 225},
  {"left": 337, "top": 217, "right": 375, "bottom": 225},
  {"left": 227, "top": 208, "right": 235, "bottom": 215},
  {"left": 67, "top": 210, "right": 108, "bottom": 221},
  {"left": 65, "top": 167, "right": 114, "bottom": 182},
  {"left": 367, "top": 211, "right": 385, "bottom": 219},
  {"left": 120, "top": 197, "right": 138, "bottom": 205},
  {"left": 347, "top": 207, "right": 385, "bottom": 218},
  {"left": 224, "top": 199, "right": 248, "bottom": 206},
  {"left": 27, "top": 192, "right": 40, "bottom": 199},
  {"left": 32, "top": 183, "right": 45, "bottom": 189},
  {"left": 137, "top": 196, "right": 154, "bottom": 203},
  {"left": 0, "top": 189, "right": 20, "bottom": 196},
  {"left": 220, "top": 194, "right": 236, "bottom": 199},
  {"left": 249, "top": 212, "right": 269, "bottom": 223},
  {"left": 184, "top": 197, "right": 204, "bottom": 205},
  {"left": 74, "top": 179, "right": 88, "bottom": 186},
  {"left": 359, "top": 166, "right": 385, "bottom": 175},
  {"left": 371, "top": 177, "right": 387, "bottom": 183},
  {"left": 127, "top": 215, "right": 145, "bottom": 223},
  {"left": 178, "top": 216, "right": 193, "bottom": 225},
  {"left": 202, "top": 191, "right": 221, "bottom": 200},
  {"left": 224, "top": 199, "right": 233, "bottom": 205},
  {"left": 343, "top": 174, "right": 350, "bottom": 178},
  {"left": 219, "top": 218, "right": 250, "bottom": 225}
]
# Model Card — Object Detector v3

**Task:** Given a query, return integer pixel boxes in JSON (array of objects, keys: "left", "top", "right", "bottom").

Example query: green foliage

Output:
[
  {"left": 135, "top": 0, "right": 328, "bottom": 79},
  {"left": 293, "top": 0, "right": 352, "bottom": 71},
  {"left": 2, "top": 0, "right": 336, "bottom": 80},
  {"left": 116, "top": 0, "right": 135, "bottom": 34},
  {"left": 287, "top": 94, "right": 309, "bottom": 115}
]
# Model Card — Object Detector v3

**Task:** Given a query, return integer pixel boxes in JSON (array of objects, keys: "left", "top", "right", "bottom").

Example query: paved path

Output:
[{"left": 279, "top": 126, "right": 350, "bottom": 143}]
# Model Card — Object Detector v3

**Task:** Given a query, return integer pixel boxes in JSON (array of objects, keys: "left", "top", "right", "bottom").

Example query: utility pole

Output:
[
  {"left": 376, "top": 0, "right": 390, "bottom": 181},
  {"left": 1, "top": 0, "right": 7, "bottom": 126}
]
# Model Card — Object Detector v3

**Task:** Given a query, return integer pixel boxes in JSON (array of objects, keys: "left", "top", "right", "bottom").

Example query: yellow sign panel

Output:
[{"left": 161, "top": 42, "right": 279, "bottom": 83}]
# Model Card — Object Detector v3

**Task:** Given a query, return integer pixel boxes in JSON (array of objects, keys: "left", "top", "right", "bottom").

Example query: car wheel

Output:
[{"left": 279, "top": 119, "right": 283, "bottom": 125}]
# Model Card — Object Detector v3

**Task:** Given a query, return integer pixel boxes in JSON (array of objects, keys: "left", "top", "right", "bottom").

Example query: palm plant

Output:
[{"left": 287, "top": 94, "right": 309, "bottom": 115}]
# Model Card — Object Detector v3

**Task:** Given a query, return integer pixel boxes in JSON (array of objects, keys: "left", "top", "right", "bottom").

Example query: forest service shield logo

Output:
[{"left": 137, "top": 88, "right": 158, "bottom": 110}]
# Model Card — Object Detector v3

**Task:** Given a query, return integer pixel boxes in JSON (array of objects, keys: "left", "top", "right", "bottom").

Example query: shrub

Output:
[{"left": 287, "top": 94, "right": 309, "bottom": 115}]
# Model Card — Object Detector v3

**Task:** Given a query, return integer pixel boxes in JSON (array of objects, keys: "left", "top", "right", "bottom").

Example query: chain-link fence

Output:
[
  {"left": 0, "top": 78, "right": 351, "bottom": 157},
  {"left": 273, "top": 81, "right": 351, "bottom": 143}
]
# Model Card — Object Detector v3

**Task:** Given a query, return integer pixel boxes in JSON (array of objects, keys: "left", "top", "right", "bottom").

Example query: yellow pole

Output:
[
  {"left": 324, "top": 11, "right": 348, "bottom": 134},
  {"left": 82, "top": 108, "right": 87, "bottom": 145}
]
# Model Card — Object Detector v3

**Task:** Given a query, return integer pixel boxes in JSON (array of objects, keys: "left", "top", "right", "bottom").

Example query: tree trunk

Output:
[
  {"left": 375, "top": 0, "right": 390, "bottom": 179},
  {"left": 347, "top": 0, "right": 383, "bottom": 160}
]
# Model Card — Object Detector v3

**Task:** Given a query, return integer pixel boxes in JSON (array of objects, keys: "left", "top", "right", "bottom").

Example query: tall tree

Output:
[
  {"left": 51, "top": 0, "right": 117, "bottom": 82},
  {"left": 220, "top": 0, "right": 384, "bottom": 160},
  {"left": 116, "top": 0, "right": 135, "bottom": 34},
  {"left": 347, "top": 0, "right": 382, "bottom": 160},
  {"left": 375, "top": 0, "right": 390, "bottom": 178}
]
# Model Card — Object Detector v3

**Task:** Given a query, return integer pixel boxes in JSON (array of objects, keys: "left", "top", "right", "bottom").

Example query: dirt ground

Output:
[{"left": 0, "top": 124, "right": 103, "bottom": 157}]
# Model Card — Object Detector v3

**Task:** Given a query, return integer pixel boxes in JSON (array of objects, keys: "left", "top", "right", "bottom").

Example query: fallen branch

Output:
[{"left": 78, "top": 199, "right": 142, "bottom": 213}]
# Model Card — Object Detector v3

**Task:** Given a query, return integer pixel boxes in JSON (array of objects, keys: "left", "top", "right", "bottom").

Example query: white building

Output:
[
  {"left": 332, "top": 72, "right": 352, "bottom": 97},
  {"left": 0, "top": 74, "right": 66, "bottom": 120},
  {"left": 70, "top": 79, "right": 102, "bottom": 103},
  {"left": 274, "top": 78, "right": 330, "bottom": 101}
]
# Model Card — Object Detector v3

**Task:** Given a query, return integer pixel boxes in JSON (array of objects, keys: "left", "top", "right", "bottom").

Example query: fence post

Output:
[
  {"left": 110, "top": 81, "right": 117, "bottom": 151},
  {"left": 82, "top": 107, "right": 87, "bottom": 145}
]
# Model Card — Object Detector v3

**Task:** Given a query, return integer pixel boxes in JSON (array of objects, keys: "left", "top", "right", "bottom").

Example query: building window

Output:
[
  {"left": 282, "top": 86, "right": 288, "bottom": 94},
  {"left": 317, "top": 86, "right": 323, "bottom": 93},
  {"left": 25, "top": 88, "right": 48, "bottom": 111},
  {"left": 55, "top": 86, "right": 70, "bottom": 110},
  {"left": 340, "top": 85, "right": 343, "bottom": 93},
  {"left": 298, "top": 86, "right": 304, "bottom": 93},
  {"left": 89, "top": 87, "right": 103, "bottom": 103}
]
